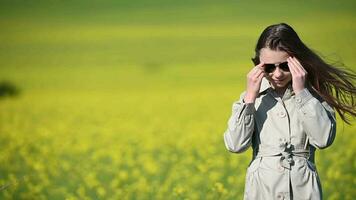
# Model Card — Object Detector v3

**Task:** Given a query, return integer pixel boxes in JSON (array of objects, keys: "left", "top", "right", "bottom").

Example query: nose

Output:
[{"left": 273, "top": 67, "right": 283, "bottom": 78}]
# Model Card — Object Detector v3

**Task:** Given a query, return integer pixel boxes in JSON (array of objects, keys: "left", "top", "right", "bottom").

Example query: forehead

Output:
[{"left": 259, "top": 48, "right": 289, "bottom": 63}]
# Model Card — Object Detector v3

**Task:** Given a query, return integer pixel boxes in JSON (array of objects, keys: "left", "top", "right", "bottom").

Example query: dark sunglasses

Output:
[{"left": 264, "top": 61, "right": 290, "bottom": 73}]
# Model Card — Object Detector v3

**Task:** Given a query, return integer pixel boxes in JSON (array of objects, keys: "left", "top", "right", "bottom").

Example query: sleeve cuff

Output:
[
  {"left": 243, "top": 103, "right": 255, "bottom": 115},
  {"left": 295, "top": 88, "right": 313, "bottom": 108}
]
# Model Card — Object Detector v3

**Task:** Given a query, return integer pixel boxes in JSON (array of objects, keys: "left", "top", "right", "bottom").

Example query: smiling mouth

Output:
[{"left": 273, "top": 79, "right": 285, "bottom": 83}]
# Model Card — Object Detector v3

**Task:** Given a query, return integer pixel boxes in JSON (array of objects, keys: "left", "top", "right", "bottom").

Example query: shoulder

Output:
[{"left": 295, "top": 87, "right": 324, "bottom": 103}]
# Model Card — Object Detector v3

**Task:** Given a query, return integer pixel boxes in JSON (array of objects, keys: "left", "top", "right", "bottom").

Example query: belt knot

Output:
[
  {"left": 255, "top": 140, "right": 311, "bottom": 170},
  {"left": 279, "top": 140, "right": 295, "bottom": 169}
]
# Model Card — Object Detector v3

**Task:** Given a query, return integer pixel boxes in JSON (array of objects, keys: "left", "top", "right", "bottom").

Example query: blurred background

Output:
[{"left": 0, "top": 0, "right": 355, "bottom": 199}]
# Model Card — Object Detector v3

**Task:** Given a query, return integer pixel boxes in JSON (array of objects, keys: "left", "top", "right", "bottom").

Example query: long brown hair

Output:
[{"left": 252, "top": 23, "right": 356, "bottom": 124}]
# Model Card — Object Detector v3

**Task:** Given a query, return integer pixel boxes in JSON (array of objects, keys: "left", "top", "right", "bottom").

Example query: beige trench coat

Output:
[{"left": 223, "top": 78, "right": 336, "bottom": 200}]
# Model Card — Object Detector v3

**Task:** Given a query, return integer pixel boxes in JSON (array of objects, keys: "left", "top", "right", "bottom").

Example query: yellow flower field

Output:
[{"left": 0, "top": 0, "right": 355, "bottom": 199}]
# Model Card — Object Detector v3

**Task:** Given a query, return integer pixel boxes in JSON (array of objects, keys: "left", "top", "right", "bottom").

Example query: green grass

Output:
[{"left": 0, "top": 0, "right": 355, "bottom": 199}]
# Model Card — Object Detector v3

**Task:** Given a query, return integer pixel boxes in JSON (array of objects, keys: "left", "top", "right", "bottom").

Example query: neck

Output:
[
  {"left": 270, "top": 82, "right": 291, "bottom": 96},
  {"left": 274, "top": 87, "right": 287, "bottom": 96}
]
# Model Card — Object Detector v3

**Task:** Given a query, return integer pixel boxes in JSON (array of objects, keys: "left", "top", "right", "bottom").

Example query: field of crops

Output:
[{"left": 0, "top": 0, "right": 355, "bottom": 199}]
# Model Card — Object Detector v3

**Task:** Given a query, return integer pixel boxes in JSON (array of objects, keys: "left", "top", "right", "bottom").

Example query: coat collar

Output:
[{"left": 259, "top": 77, "right": 272, "bottom": 94}]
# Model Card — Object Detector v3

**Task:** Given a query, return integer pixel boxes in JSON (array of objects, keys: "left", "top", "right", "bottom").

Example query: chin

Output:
[{"left": 273, "top": 82, "right": 289, "bottom": 89}]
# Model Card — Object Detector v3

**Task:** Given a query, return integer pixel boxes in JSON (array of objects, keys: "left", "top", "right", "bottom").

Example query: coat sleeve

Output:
[
  {"left": 295, "top": 88, "right": 337, "bottom": 149},
  {"left": 223, "top": 92, "right": 256, "bottom": 153}
]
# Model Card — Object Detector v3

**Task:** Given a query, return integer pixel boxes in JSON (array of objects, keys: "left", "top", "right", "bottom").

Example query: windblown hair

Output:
[{"left": 252, "top": 23, "right": 356, "bottom": 124}]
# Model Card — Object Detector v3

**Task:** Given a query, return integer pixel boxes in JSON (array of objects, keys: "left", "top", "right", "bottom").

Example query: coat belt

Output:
[{"left": 255, "top": 141, "right": 310, "bottom": 169}]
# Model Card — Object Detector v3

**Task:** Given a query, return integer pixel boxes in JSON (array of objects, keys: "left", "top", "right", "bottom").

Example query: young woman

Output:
[{"left": 223, "top": 23, "right": 355, "bottom": 199}]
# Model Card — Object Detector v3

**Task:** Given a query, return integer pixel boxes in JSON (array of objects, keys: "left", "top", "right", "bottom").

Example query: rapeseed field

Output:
[{"left": 0, "top": 0, "right": 355, "bottom": 199}]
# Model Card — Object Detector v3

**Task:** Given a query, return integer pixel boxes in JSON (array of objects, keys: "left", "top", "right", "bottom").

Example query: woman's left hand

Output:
[{"left": 288, "top": 57, "right": 307, "bottom": 94}]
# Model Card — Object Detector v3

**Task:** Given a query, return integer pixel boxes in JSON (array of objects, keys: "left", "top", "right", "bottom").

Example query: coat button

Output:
[
  {"left": 277, "top": 193, "right": 284, "bottom": 199},
  {"left": 296, "top": 97, "right": 302, "bottom": 103},
  {"left": 279, "top": 111, "right": 286, "bottom": 118}
]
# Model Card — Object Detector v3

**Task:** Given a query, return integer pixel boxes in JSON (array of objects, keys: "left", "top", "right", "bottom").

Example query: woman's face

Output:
[{"left": 259, "top": 48, "right": 292, "bottom": 93}]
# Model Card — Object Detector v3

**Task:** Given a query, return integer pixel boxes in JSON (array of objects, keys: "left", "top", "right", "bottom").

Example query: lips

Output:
[{"left": 273, "top": 79, "right": 285, "bottom": 83}]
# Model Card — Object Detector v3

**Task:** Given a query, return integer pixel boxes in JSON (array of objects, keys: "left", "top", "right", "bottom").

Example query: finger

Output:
[
  {"left": 251, "top": 64, "right": 264, "bottom": 75},
  {"left": 288, "top": 57, "right": 302, "bottom": 74},
  {"left": 257, "top": 71, "right": 264, "bottom": 81},
  {"left": 256, "top": 62, "right": 265, "bottom": 68},
  {"left": 248, "top": 66, "right": 259, "bottom": 75},
  {"left": 251, "top": 71, "right": 264, "bottom": 86},
  {"left": 290, "top": 57, "right": 305, "bottom": 73},
  {"left": 292, "top": 57, "right": 307, "bottom": 73},
  {"left": 252, "top": 69, "right": 264, "bottom": 79},
  {"left": 289, "top": 57, "right": 305, "bottom": 75},
  {"left": 292, "top": 58, "right": 307, "bottom": 78},
  {"left": 287, "top": 57, "right": 298, "bottom": 76},
  {"left": 256, "top": 62, "right": 265, "bottom": 71},
  {"left": 251, "top": 61, "right": 264, "bottom": 70},
  {"left": 248, "top": 67, "right": 264, "bottom": 81},
  {"left": 292, "top": 57, "right": 301, "bottom": 65}
]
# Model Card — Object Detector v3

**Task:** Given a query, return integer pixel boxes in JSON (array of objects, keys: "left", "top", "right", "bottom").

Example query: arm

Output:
[
  {"left": 295, "top": 88, "right": 337, "bottom": 149},
  {"left": 223, "top": 92, "right": 256, "bottom": 153},
  {"left": 224, "top": 62, "right": 264, "bottom": 153},
  {"left": 288, "top": 57, "right": 336, "bottom": 149}
]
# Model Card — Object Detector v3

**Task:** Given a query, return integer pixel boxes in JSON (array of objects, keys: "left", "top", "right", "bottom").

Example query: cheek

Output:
[
  {"left": 266, "top": 73, "right": 274, "bottom": 80},
  {"left": 264, "top": 74, "right": 274, "bottom": 84},
  {"left": 285, "top": 73, "right": 292, "bottom": 81}
]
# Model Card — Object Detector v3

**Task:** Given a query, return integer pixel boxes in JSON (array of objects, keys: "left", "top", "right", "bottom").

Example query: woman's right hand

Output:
[{"left": 244, "top": 62, "right": 265, "bottom": 103}]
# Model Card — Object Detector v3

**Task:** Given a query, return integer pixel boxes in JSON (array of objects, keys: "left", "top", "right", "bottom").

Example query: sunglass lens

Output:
[
  {"left": 264, "top": 64, "right": 276, "bottom": 73},
  {"left": 279, "top": 62, "right": 290, "bottom": 72}
]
